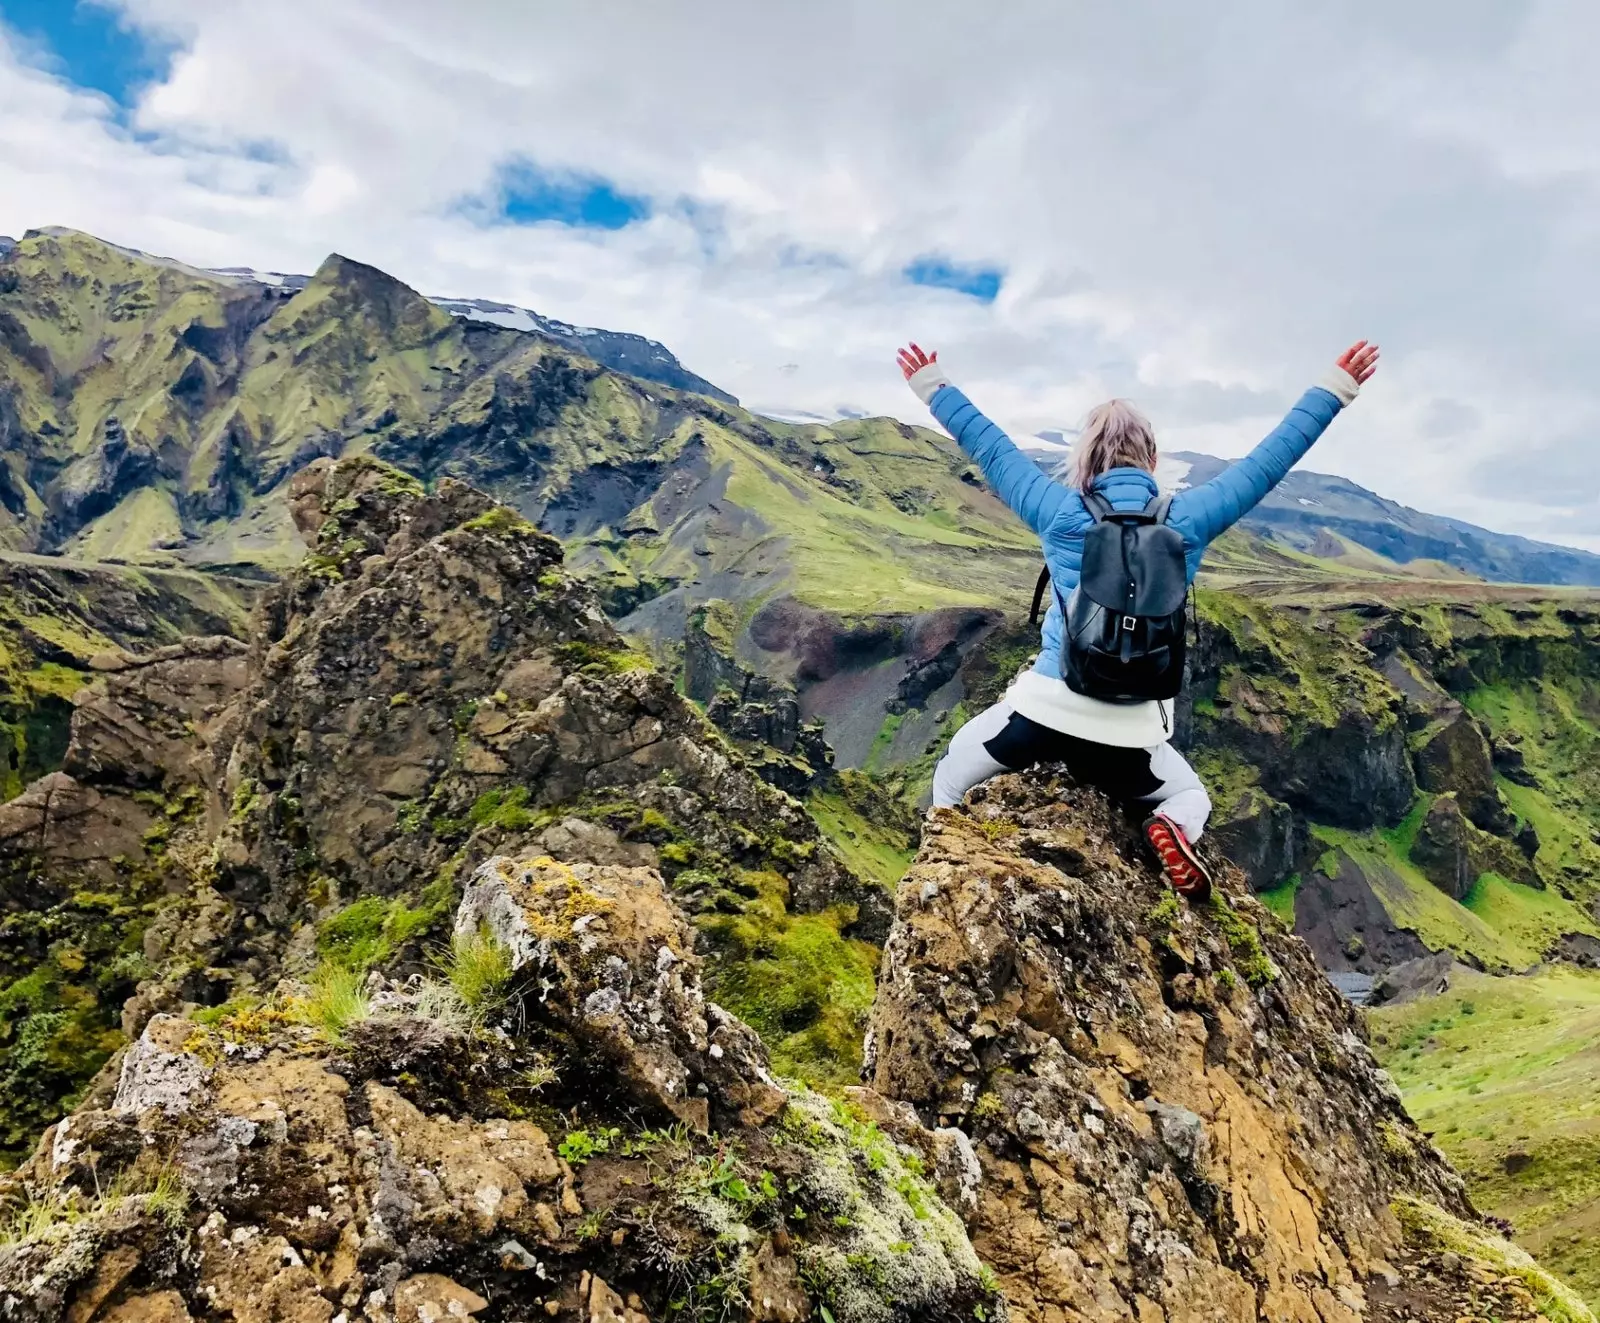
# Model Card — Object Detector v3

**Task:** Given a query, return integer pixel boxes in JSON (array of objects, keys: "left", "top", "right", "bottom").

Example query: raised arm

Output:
[
  {"left": 1168, "top": 340, "right": 1380, "bottom": 549},
  {"left": 896, "top": 343, "right": 1073, "bottom": 535}
]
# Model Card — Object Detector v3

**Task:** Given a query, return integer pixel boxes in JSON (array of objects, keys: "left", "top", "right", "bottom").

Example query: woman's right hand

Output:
[
  {"left": 1336, "top": 340, "right": 1381, "bottom": 384},
  {"left": 898, "top": 343, "right": 952, "bottom": 404},
  {"left": 896, "top": 343, "right": 938, "bottom": 379}
]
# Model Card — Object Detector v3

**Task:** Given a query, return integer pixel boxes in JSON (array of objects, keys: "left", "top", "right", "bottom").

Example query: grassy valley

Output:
[{"left": 1373, "top": 967, "right": 1600, "bottom": 1304}]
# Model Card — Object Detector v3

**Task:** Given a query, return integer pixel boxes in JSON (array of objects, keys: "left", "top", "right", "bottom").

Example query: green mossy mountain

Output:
[{"left": 0, "top": 229, "right": 1038, "bottom": 623}]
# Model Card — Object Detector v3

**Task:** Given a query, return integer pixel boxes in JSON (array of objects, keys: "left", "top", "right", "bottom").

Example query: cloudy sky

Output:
[{"left": 2, "top": 0, "right": 1598, "bottom": 546}]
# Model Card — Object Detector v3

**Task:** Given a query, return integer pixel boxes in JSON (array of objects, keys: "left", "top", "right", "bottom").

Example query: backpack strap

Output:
[
  {"left": 1028, "top": 566, "right": 1051, "bottom": 626},
  {"left": 1081, "top": 490, "right": 1113, "bottom": 523},
  {"left": 1145, "top": 493, "right": 1174, "bottom": 524}
]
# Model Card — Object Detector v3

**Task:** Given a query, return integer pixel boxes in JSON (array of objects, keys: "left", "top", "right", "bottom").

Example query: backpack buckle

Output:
[{"left": 1121, "top": 615, "right": 1138, "bottom": 632}]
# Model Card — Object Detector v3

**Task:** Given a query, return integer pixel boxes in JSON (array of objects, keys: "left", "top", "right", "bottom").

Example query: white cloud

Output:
[{"left": 3, "top": 0, "right": 1600, "bottom": 546}]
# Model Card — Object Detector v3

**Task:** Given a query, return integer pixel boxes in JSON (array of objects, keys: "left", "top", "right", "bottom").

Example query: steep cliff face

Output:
[
  {"left": 1187, "top": 593, "right": 1600, "bottom": 978},
  {"left": 864, "top": 773, "right": 1589, "bottom": 1323},
  {"left": 0, "top": 554, "right": 253, "bottom": 803}
]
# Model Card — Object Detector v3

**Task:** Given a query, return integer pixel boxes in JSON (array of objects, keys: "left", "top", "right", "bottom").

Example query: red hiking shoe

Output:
[{"left": 1144, "top": 814, "right": 1213, "bottom": 902}]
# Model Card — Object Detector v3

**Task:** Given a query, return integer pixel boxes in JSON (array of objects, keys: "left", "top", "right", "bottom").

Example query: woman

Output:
[{"left": 897, "top": 338, "right": 1381, "bottom": 900}]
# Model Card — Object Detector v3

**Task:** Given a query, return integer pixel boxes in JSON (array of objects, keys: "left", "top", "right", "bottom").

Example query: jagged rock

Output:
[
  {"left": 1413, "top": 709, "right": 1509, "bottom": 833},
  {"left": 0, "top": 881, "right": 997, "bottom": 1323},
  {"left": 1492, "top": 732, "right": 1539, "bottom": 787},
  {"left": 1411, "top": 796, "right": 1479, "bottom": 900},
  {"left": 1368, "top": 951, "right": 1457, "bottom": 1007},
  {"left": 64, "top": 637, "right": 250, "bottom": 792},
  {"left": 1411, "top": 794, "right": 1543, "bottom": 902},
  {"left": 686, "top": 600, "right": 833, "bottom": 791},
  {"left": 49, "top": 417, "right": 158, "bottom": 534},
  {"left": 1205, "top": 784, "right": 1307, "bottom": 892},
  {"left": 213, "top": 458, "right": 877, "bottom": 939},
  {"left": 1549, "top": 932, "right": 1600, "bottom": 969},
  {"left": 866, "top": 770, "right": 1482, "bottom": 1322},
  {"left": 455, "top": 853, "right": 786, "bottom": 1131}
]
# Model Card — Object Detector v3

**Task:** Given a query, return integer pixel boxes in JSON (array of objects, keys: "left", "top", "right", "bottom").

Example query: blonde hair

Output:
[{"left": 1067, "top": 399, "right": 1158, "bottom": 491}]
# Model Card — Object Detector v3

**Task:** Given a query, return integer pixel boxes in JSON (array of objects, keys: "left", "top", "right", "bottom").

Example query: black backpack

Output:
[{"left": 1027, "top": 491, "right": 1188, "bottom": 702}]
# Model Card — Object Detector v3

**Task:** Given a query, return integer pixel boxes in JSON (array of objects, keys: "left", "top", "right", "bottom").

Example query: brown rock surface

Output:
[{"left": 865, "top": 771, "right": 1508, "bottom": 1322}]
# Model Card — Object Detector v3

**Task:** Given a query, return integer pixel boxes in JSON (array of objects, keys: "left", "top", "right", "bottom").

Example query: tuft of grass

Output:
[
  {"left": 294, "top": 962, "right": 371, "bottom": 1044},
  {"left": 107, "top": 1164, "right": 190, "bottom": 1230},
  {"left": 440, "top": 926, "right": 514, "bottom": 1016},
  {"left": 0, "top": 1188, "right": 79, "bottom": 1246}
]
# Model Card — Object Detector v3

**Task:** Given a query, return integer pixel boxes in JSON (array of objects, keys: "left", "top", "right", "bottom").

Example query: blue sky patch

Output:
[
  {"left": 904, "top": 255, "right": 1003, "bottom": 302},
  {"left": 0, "top": 0, "right": 174, "bottom": 107},
  {"left": 486, "top": 160, "right": 650, "bottom": 230}
]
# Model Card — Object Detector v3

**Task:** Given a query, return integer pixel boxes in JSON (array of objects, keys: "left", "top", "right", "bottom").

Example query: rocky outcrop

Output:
[
  {"left": 1412, "top": 710, "right": 1508, "bottom": 834},
  {"left": 1410, "top": 795, "right": 1541, "bottom": 901},
  {"left": 212, "top": 457, "right": 879, "bottom": 936},
  {"left": 864, "top": 771, "right": 1527, "bottom": 1322},
  {"left": 1410, "top": 797, "right": 1479, "bottom": 900},
  {"left": 1368, "top": 952, "right": 1457, "bottom": 1007},
  {"left": 1187, "top": 600, "right": 1416, "bottom": 830},
  {"left": 0, "top": 849, "right": 997, "bottom": 1323},
  {"left": 0, "top": 457, "right": 891, "bottom": 1163},
  {"left": 1205, "top": 783, "right": 1308, "bottom": 892},
  {"left": 0, "top": 636, "right": 251, "bottom": 1158},
  {"left": 685, "top": 600, "right": 833, "bottom": 792}
]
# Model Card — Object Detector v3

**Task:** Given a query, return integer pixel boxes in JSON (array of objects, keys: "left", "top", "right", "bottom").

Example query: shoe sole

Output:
[{"left": 1144, "top": 816, "right": 1214, "bottom": 902}]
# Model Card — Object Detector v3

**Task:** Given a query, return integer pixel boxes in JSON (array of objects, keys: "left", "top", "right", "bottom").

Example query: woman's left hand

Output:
[
  {"left": 897, "top": 343, "right": 937, "bottom": 379},
  {"left": 1336, "top": 340, "right": 1381, "bottom": 384}
]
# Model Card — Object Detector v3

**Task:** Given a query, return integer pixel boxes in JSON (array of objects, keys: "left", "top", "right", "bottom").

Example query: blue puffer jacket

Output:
[{"left": 929, "top": 383, "right": 1348, "bottom": 677}]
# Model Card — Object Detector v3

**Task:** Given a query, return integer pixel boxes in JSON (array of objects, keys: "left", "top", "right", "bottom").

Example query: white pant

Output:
[{"left": 931, "top": 701, "right": 1212, "bottom": 840}]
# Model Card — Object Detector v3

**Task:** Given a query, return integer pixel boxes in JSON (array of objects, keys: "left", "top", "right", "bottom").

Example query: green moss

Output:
[
  {"left": 700, "top": 871, "right": 877, "bottom": 1085},
  {"left": 461, "top": 505, "right": 538, "bottom": 536},
  {"left": 1145, "top": 892, "right": 1181, "bottom": 928},
  {"left": 0, "top": 875, "right": 156, "bottom": 1163},
  {"left": 1382, "top": 793, "right": 1434, "bottom": 859},
  {"left": 466, "top": 786, "right": 540, "bottom": 832},
  {"left": 1256, "top": 874, "right": 1299, "bottom": 927},
  {"left": 1205, "top": 895, "right": 1278, "bottom": 987},
  {"left": 315, "top": 879, "right": 456, "bottom": 973},
  {"left": 778, "top": 1089, "right": 998, "bottom": 1323},
  {"left": 864, "top": 712, "right": 905, "bottom": 774},
  {"left": 553, "top": 641, "right": 653, "bottom": 676}
]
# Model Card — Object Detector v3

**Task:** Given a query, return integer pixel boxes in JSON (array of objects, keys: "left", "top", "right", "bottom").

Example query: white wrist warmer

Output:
[
  {"left": 907, "top": 362, "right": 952, "bottom": 405},
  {"left": 1317, "top": 365, "right": 1361, "bottom": 406}
]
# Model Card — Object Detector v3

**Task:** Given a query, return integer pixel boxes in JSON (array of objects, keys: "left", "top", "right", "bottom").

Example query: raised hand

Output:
[
  {"left": 896, "top": 343, "right": 937, "bottom": 380},
  {"left": 1336, "top": 340, "right": 1381, "bottom": 384}
]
